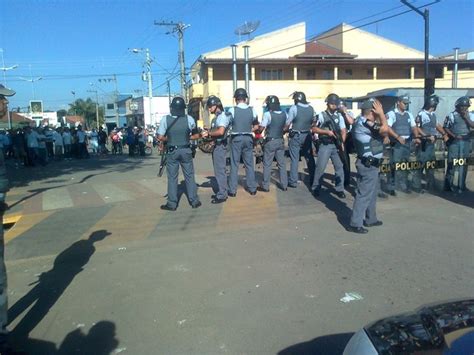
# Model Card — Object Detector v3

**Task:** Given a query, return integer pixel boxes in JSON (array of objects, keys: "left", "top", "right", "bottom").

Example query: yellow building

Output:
[{"left": 188, "top": 22, "right": 474, "bottom": 126}]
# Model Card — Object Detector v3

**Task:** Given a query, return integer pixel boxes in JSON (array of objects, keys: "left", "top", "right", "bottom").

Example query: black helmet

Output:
[
  {"left": 206, "top": 95, "right": 222, "bottom": 108},
  {"left": 325, "top": 93, "right": 340, "bottom": 105},
  {"left": 170, "top": 96, "right": 186, "bottom": 116},
  {"left": 292, "top": 91, "right": 307, "bottom": 104},
  {"left": 265, "top": 95, "right": 281, "bottom": 111},
  {"left": 424, "top": 95, "right": 439, "bottom": 109},
  {"left": 455, "top": 96, "right": 471, "bottom": 108},
  {"left": 234, "top": 88, "right": 248, "bottom": 100}
]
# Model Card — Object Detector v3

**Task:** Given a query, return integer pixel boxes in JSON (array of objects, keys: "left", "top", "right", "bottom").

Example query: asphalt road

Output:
[{"left": 4, "top": 151, "right": 474, "bottom": 354}]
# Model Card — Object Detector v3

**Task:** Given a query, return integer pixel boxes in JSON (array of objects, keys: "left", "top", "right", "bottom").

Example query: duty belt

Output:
[
  {"left": 358, "top": 156, "right": 382, "bottom": 168},
  {"left": 292, "top": 130, "right": 310, "bottom": 134},
  {"left": 215, "top": 139, "right": 228, "bottom": 145},
  {"left": 231, "top": 133, "right": 253, "bottom": 137},
  {"left": 167, "top": 144, "right": 190, "bottom": 152}
]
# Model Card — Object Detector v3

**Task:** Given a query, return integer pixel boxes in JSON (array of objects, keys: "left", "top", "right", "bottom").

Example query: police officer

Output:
[
  {"left": 285, "top": 91, "right": 316, "bottom": 188},
  {"left": 348, "top": 99, "right": 388, "bottom": 234},
  {"left": 443, "top": 96, "right": 474, "bottom": 193},
  {"left": 202, "top": 95, "right": 231, "bottom": 204},
  {"left": 157, "top": 96, "right": 202, "bottom": 210},
  {"left": 227, "top": 88, "right": 259, "bottom": 196},
  {"left": 311, "top": 93, "right": 347, "bottom": 198},
  {"left": 0, "top": 84, "right": 14, "bottom": 351},
  {"left": 257, "top": 95, "right": 288, "bottom": 192},
  {"left": 413, "top": 95, "right": 444, "bottom": 192},
  {"left": 386, "top": 95, "right": 419, "bottom": 195},
  {"left": 338, "top": 100, "right": 356, "bottom": 187}
]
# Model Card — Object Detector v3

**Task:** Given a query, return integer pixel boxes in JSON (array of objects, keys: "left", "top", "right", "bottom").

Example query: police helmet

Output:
[
  {"left": 455, "top": 96, "right": 471, "bottom": 108},
  {"left": 424, "top": 95, "right": 439, "bottom": 109},
  {"left": 360, "top": 98, "right": 375, "bottom": 110},
  {"left": 292, "top": 91, "right": 307, "bottom": 104},
  {"left": 170, "top": 96, "right": 186, "bottom": 116},
  {"left": 325, "top": 93, "right": 340, "bottom": 105},
  {"left": 234, "top": 88, "right": 248, "bottom": 100},
  {"left": 265, "top": 95, "right": 281, "bottom": 111},
  {"left": 206, "top": 95, "right": 222, "bottom": 108}
]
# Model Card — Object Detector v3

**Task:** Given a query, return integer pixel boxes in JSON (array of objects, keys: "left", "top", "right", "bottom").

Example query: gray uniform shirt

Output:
[
  {"left": 260, "top": 111, "right": 286, "bottom": 127},
  {"left": 353, "top": 116, "right": 384, "bottom": 159}
]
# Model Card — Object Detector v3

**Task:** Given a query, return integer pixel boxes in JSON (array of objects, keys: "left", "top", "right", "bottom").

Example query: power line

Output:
[{"left": 250, "top": 1, "right": 440, "bottom": 59}]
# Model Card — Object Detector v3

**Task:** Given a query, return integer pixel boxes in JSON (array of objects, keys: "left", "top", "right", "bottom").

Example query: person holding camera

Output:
[{"left": 347, "top": 99, "right": 388, "bottom": 234}]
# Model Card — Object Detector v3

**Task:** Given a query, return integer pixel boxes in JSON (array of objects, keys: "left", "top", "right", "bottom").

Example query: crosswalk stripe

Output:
[
  {"left": 42, "top": 187, "right": 74, "bottom": 211},
  {"left": 94, "top": 183, "right": 133, "bottom": 204}
]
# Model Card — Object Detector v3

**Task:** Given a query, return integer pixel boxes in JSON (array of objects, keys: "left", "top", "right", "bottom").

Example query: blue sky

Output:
[{"left": 1, "top": 0, "right": 473, "bottom": 111}]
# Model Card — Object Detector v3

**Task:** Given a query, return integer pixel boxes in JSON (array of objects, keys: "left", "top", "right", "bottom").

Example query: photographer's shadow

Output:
[{"left": 8, "top": 230, "right": 111, "bottom": 341}]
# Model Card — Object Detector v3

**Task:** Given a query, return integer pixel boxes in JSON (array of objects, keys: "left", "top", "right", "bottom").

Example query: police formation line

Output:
[{"left": 156, "top": 89, "right": 473, "bottom": 234}]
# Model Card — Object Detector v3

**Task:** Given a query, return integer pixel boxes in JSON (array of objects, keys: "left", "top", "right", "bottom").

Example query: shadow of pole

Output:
[{"left": 8, "top": 230, "right": 111, "bottom": 341}]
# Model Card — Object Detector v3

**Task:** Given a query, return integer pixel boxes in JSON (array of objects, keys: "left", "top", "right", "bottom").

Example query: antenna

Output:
[{"left": 234, "top": 20, "right": 260, "bottom": 41}]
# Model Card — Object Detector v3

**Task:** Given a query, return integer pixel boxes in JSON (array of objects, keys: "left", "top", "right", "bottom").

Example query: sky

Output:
[{"left": 1, "top": 0, "right": 473, "bottom": 112}]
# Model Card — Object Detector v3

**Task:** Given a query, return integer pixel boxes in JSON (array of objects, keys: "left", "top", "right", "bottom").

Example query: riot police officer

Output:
[
  {"left": 311, "top": 93, "right": 347, "bottom": 198},
  {"left": 157, "top": 96, "right": 202, "bottom": 210},
  {"left": 227, "top": 88, "right": 259, "bottom": 196},
  {"left": 257, "top": 95, "right": 288, "bottom": 192},
  {"left": 413, "top": 95, "right": 444, "bottom": 192},
  {"left": 386, "top": 95, "right": 419, "bottom": 195},
  {"left": 285, "top": 91, "right": 316, "bottom": 188},
  {"left": 202, "top": 95, "right": 231, "bottom": 203},
  {"left": 0, "top": 84, "right": 14, "bottom": 351},
  {"left": 443, "top": 96, "right": 474, "bottom": 193},
  {"left": 348, "top": 99, "right": 388, "bottom": 234}
]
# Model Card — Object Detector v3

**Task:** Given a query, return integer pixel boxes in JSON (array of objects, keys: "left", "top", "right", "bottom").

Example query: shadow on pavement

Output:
[
  {"left": 315, "top": 181, "right": 353, "bottom": 230},
  {"left": 278, "top": 332, "right": 354, "bottom": 355},
  {"left": 8, "top": 230, "right": 111, "bottom": 341},
  {"left": 8, "top": 320, "right": 119, "bottom": 355},
  {"left": 430, "top": 189, "right": 474, "bottom": 209},
  {"left": 7, "top": 158, "right": 147, "bottom": 209}
]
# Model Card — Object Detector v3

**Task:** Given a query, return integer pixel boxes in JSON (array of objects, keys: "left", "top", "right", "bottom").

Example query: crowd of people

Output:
[{"left": 0, "top": 124, "right": 158, "bottom": 169}]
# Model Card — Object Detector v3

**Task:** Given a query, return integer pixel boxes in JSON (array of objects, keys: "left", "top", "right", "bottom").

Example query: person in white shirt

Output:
[
  {"left": 88, "top": 128, "right": 99, "bottom": 155},
  {"left": 53, "top": 128, "right": 64, "bottom": 160},
  {"left": 26, "top": 127, "right": 40, "bottom": 166},
  {"left": 62, "top": 128, "right": 72, "bottom": 160}
]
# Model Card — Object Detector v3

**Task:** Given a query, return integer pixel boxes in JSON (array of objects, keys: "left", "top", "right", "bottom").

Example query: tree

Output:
[{"left": 68, "top": 98, "right": 104, "bottom": 128}]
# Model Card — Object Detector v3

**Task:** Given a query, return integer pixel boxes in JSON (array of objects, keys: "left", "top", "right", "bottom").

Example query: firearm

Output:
[
  {"left": 326, "top": 119, "right": 348, "bottom": 168},
  {"left": 158, "top": 142, "right": 167, "bottom": 177}
]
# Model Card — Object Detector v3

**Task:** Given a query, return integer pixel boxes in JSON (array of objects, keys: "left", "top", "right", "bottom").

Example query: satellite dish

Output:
[{"left": 234, "top": 20, "right": 260, "bottom": 41}]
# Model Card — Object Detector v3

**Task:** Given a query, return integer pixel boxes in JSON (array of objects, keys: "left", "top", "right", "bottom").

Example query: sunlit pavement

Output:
[{"left": 4, "top": 152, "right": 474, "bottom": 354}]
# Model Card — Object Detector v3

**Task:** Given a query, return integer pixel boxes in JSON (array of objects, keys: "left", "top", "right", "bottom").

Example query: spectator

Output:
[{"left": 63, "top": 127, "right": 72, "bottom": 160}]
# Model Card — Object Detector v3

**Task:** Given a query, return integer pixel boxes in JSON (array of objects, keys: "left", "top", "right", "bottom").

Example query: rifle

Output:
[
  {"left": 326, "top": 118, "right": 348, "bottom": 168},
  {"left": 158, "top": 142, "right": 167, "bottom": 177}
]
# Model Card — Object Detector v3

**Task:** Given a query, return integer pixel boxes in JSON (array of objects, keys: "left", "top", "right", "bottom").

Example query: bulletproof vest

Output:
[
  {"left": 391, "top": 111, "right": 411, "bottom": 136},
  {"left": 291, "top": 105, "right": 314, "bottom": 131},
  {"left": 266, "top": 112, "right": 286, "bottom": 139},
  {"left": 353, "top": 118, "right": 384, "bottom": 157},
  {"left": 451, "top": 111, "right": 470, "bottom": 136},
  {"left": 166, "top": 115, "right": 190, "bottom": 146},
  {"left": 419, "top": 111, "right": 438, "bottom": 136},
  {"left": 319, "top": 111, "right": 341, "bottom": 144},
  {"left": 231, "top": 107, "right": 254, "bottom": 133}
]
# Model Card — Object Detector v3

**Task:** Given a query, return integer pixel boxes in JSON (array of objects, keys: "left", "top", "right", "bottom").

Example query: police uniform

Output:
[
  {"left": 387, "top": 108, "right": 416, "bottom": 192},
  {"left": 443, "top": 110, "right": 473, "bottom": 192},
  {"left": 260, "top": 110, "right": 288, "bottom": 190},
  {"left": 158, "top": 114, "right": 200, "bottom": 209},
  {"left": 228, "top": 103, "right": 258, "bottom": 195},
  {"left": 349, "top": 115, "right": 384, "bottom": 230},
  {"left": 286, "top": 103, "right": 316, "bottom": 187},
  {"left": 210, "top": 111, "right": 231, "bottom": 200},
  {"left": 311, "top": 110, "right": 346, "bottom": 193},
  {"left": 413, "top": 109, "right": 438, "bottom": 190}
]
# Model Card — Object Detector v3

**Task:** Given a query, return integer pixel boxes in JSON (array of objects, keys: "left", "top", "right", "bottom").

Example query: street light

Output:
[
  {"left": 19, "top": 65, "right": 42, "bottom": 99},
  {"left": 130, "top": 48, "right": 153, "bottom": 126}
]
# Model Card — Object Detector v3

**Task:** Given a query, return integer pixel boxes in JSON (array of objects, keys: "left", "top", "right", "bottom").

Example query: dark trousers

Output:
[
  {"left": 350, "top": 160, "right": 379, "bottom": 227},
  {"left": 212, "top": 143, "right": 228, "bottom": 200},
  {"left": 445, "top": 139, "right": 471, "bottom": 191},
  {"left": 288, "top": 133, "right": 315, "bottom": 186}
]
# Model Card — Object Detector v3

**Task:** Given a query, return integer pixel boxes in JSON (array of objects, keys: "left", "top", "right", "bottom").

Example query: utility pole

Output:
[
  {"left": 87, "top": 89, "right": 99, "bottom": 129},
  {"left": 401, "top": 0, "right": 440, "bottom": 99},
  {"left": 155, "top": 21, "right": 190, "bottom": 100},
  {"left": 130, "top": 48, "right": 153, "bottom": 126},
  {"left": 19, "top": 65, "right": 42, "bottom": 99},
  {"left": 0, "top": 48, "right": 19, "bottom": 129},
  {"left": 98, "top": 75, "right": 119, "bottom": 127}
]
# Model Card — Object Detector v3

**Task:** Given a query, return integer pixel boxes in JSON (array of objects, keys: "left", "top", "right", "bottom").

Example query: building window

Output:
[
  {"left": 344, "top": 69, "right": 353, "bottom": 76},
  {"left": 322, "top": 70, "right": 334, "bottom": 80},
  {"left": 306, "top": 69, "right": 316, "bottom": 80},
  {"left": 260, "top": 69, "right": 283, "bottom": 80},
  {"left": 107, "top": 103, "right": 115, "bottom": 110}
]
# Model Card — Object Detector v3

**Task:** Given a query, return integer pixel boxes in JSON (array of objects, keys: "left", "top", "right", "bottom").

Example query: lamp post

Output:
[
  {"left": 87, "top": 88, "right": 100, "bottom": 129},
  {"left": 19, "top": 65, "right": 42, "bottom": 99},
  {"left": 98, "top": 75, "right": 119, "bottom": 126},
  {"left": 130, "top": 48, "right": 153, "bottom": 126}
]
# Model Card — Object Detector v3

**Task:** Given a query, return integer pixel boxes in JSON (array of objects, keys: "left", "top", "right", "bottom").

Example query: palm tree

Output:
[{"left": 68, "top": 98, "right": 104, "bottom": 128}]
